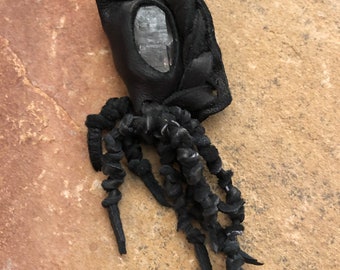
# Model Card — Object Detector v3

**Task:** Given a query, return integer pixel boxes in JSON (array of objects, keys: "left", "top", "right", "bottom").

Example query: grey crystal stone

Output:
[{"left": 134, "top": 6, "right": 174, "bottom": 73}]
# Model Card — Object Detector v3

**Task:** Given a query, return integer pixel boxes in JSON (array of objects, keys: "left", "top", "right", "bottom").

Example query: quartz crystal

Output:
[{"left": 134, "top": 6, "right": 174, "bottom": 72}]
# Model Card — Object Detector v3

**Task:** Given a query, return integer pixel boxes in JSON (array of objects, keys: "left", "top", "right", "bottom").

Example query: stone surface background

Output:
[{"left": 0, "top": 0, "right": 339, "bottom": 269}]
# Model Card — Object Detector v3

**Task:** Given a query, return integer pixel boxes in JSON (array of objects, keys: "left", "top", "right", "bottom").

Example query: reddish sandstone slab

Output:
[{"left": 1, "top": 1, "right": 339, "bottom": 269}]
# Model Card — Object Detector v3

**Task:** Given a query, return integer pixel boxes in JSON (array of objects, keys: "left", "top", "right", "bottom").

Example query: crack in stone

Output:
[
  {"left": 1, "top": 36, "right": 80, "bottom": 130},
  {"left": 23, "top": 77, "right": 81, "bottom": 130}
]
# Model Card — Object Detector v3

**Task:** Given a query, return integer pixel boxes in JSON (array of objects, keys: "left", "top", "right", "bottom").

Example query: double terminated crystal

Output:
[{"left": 134, "top": 6, "right": 174, "bottom": 73}]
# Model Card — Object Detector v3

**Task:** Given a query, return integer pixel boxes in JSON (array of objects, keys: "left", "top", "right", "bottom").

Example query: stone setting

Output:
[{"left": 134, "top": 5, "right": 174, "bottom": 72}]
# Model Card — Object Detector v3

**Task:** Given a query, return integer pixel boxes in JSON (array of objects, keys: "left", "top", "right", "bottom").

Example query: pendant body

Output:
[{"left": 96, "top": 0, "right": 232, "bottom": 121}]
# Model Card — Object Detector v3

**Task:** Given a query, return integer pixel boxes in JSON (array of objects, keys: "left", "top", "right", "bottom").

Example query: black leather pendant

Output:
[
  {"left": 86, "top": 1, "right": 262, "bottom": 269},
  {"left": 96, "top": 0, "right": 232, "bottom": 121}
]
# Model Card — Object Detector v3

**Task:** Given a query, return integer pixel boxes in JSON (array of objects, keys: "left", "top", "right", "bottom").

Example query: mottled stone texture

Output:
[{"left": 0, "top": 0, "right": 339, "bottom": 269}]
